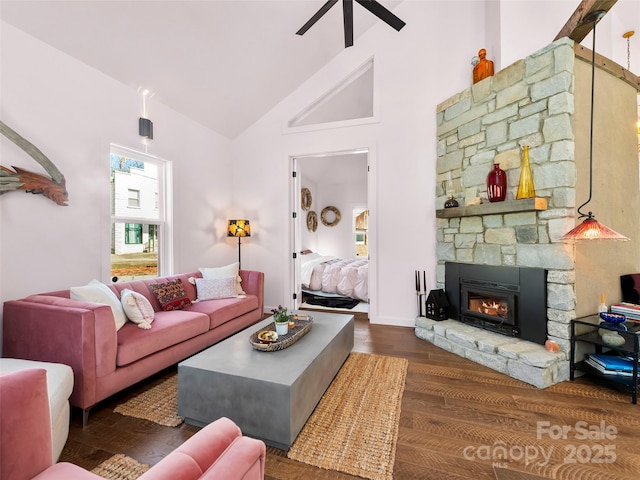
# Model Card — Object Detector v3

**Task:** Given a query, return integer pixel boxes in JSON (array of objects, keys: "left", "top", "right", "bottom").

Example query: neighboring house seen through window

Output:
[{"left": 110, "top": 145, "right": 173, "bottom": 281}]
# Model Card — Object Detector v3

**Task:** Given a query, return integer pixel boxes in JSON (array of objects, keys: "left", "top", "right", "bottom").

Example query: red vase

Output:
[{"left": 487, "top": 163, "right": 506, "bottom": 202}]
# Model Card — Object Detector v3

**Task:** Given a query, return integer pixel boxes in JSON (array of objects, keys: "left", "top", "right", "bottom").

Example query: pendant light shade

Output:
[
  {"left": 559, "top": 10, "right": 629, "bottom": 243},
  {"left": 559, "top": 215, "right": 629, "bottom": 242}
]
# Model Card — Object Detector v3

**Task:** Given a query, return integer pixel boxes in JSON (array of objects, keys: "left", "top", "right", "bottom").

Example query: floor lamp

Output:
[{"left": 227, "top": 220, "right": 251, "bottom": 268}]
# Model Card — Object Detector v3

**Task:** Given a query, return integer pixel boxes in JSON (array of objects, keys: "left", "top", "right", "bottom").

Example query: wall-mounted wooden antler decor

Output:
[{"left": 0, "top": 121, "right": 68, "bottom": 206}]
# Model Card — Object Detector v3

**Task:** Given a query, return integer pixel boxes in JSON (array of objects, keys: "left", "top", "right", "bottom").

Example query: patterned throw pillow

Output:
[
  {"left": 120, "top": 288, "right": 155, "bottom": 329},
  {"left": 199, "top": 262, "right": 245, "bottom": 295},
  {"left": 195, "top": 276, "right": 238, "bottom": 301},
  {"left": 148, "top": 279, "right": 192, "bottom": 311}
]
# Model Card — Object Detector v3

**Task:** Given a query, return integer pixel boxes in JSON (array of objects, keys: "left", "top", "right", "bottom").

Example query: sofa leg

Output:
[{"left": 82, "top": 407, "right": 91, "bottom": 429}]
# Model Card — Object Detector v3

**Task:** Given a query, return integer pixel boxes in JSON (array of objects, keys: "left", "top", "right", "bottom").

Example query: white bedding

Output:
[{"left": 301, "top": 253, "right": 368, "bottom": 302}]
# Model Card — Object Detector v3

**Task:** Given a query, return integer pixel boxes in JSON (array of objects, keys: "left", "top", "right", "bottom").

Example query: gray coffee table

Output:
[{"left": 177, "top": 311, "right": 354, "bottom": 450}]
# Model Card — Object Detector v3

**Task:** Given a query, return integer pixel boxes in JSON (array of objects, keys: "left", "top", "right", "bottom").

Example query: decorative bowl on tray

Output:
[
  {"left": 599, "top": 312, "right": 626, "bottom": 323},
  {"left": 257, "top": 330, "right": 278, "bottom": 344}
]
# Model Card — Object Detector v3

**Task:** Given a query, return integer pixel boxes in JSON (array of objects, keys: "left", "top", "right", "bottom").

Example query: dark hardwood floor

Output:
[{"left": 60, "top": 312, "right": 640, "bottom": 479}]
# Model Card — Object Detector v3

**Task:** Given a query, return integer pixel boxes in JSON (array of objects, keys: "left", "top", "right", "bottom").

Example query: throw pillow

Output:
[
  {"left": 70, "top": 279, "right": 128, "bottom": 331},
  {"left": 148, "top": 279, "right": 192, "bottom": 311},
  {"left": 199, "top": 262, "right": 245, "bottom": 295},
  {"left": 195, "top": 276, "right": 238, "bottom": 301},
  {"left": 120, "top": 288, "right": 155, "bottom": 329}
]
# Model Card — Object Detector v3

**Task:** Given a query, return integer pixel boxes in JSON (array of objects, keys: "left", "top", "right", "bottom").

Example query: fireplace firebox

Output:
[{"left": 445, "top": 262, "right": 547, "bottom": 345}]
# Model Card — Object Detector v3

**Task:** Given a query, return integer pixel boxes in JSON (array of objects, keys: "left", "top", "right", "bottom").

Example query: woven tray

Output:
[{"left": 250, "top": 315, "right": 313, "bottom": 352}]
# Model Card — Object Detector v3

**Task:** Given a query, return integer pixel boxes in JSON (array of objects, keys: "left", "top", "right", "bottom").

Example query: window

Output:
[
  {"left": 354, "top": 208, "right": 368, "bottom": 257},
  {"left": 110, "top": 145, "right": 173, "bottom": 281},
  {"left": 127, "top": 189, "right": 140, "bottom": 208},
  {"left": 125, "top": 223, "right": 142, "bottom": 244}
]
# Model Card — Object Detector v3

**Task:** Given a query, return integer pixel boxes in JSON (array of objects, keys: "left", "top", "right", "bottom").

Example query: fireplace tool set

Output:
[{"left": 415, "top": 270, "right": 427, "bottom": 317}]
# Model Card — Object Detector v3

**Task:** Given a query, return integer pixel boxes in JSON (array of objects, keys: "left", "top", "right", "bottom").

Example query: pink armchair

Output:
[{"left": 0, "top": 369, "right": 266, "bottom": 480}]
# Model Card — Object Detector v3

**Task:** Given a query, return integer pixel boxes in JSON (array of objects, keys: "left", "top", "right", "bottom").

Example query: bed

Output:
[{"left": 300, "top": 252, "right": 368, "bottom": 302}]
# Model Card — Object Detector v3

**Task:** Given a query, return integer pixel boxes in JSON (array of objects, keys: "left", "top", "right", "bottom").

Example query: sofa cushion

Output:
[
  {"left": 120, "top": 289, "right": 155, "bottom": 329},
  {"left": 70, "top": 279, "right": 128, "bottom": 330},
  {"left": 116, "top": 311, "right": 209, "bottom": 367},
  {"left": 149, "top": 279, "right": 192, "bottom": 311},
  {"left": 187, "top": 295, "right": 259, "bottom": 330}
]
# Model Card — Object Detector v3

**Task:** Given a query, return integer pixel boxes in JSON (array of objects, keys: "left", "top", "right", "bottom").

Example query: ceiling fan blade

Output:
[
  {"left": 343, "top": 0, "right": 354, "bottom": 47},
  {"left": 296, "top": 0, "right": 339, "bottom": 36},
  {"left": 355, "top": 0, "right": 406, "bottom": 31}
]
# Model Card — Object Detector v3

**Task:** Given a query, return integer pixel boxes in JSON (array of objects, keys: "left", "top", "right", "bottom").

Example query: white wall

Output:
[{"left": 0, "top": 22, "right": 235, "bottom": 344}]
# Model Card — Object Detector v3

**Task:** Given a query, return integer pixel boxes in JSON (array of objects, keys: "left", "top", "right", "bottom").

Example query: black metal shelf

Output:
[{"left": 570, "top": 315, "right": 640, "bottom": 404}]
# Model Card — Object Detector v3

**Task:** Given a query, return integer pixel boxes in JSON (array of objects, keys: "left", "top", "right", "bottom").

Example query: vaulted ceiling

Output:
[
  {"left": 1, "top": 1, "right": 638, "bottom": 139},
  {"left": 1, "top": 0, "right": 401, "bottom": 139}
]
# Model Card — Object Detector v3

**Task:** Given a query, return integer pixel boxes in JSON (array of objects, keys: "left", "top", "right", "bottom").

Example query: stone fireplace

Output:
[
  {"left": 416, "top": 39, "right": 579, "bottom": 388},
  {"left": 415, "top": 37, "right": 639, "bottom": 388},
  {"left": 413, "top": 25, "right": 640, "bottom": 387}
]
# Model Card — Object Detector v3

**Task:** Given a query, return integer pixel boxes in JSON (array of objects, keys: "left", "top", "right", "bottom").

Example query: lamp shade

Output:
[
  {"left": 559, "top": 217, "right": 629, "bottom": 242},
  {"left": 227, "top": 219, "right": 251, "bottom": 237}
]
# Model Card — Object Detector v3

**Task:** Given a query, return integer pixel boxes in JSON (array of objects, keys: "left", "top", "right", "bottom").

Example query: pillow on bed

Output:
[
  {"left": 195, "top": 277, "right": 238, "bottom": 301},
  {"left": 120, "top": 288, "right": 154, "bottom": 329},
  {"left": 199, "top": 262, "right": 245, "bottom": 295}
]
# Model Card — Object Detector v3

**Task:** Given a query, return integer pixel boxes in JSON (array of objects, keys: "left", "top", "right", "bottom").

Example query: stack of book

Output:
[
  {"left": 585, "top": 354, "right": 636, "bottom": 377},
  {"left": 611, "top": 303, "right": 640, "bottom": 320}
]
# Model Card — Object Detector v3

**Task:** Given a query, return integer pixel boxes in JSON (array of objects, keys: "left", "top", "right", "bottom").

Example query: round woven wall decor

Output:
[
  {"left": 321, "top": 206, "right": 341, "bottom": 227},
  {"left": 301, "top": 188, "right": 312, "bottom": 211},
  {"left": 307, "top": 211, "right": 318, "bottom": 232}
]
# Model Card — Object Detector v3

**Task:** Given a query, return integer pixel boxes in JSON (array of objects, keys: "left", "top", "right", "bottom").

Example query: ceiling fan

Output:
[{"left": 296, "top": 0, "right": 406, "bottom": 48}]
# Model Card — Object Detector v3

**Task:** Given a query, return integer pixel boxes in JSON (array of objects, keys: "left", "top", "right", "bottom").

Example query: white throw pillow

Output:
[
  {"left": 120, "top": 288, "right": 155, "bottom": 329},
  {"left": 199, "top": 262, "right": 245, "bottom": 295},
  {"left": 70, "top": 279, "right": 128, "bottom": 331},
  {"left": 195, "top": 277, "right": 238, "bottom": 301}
]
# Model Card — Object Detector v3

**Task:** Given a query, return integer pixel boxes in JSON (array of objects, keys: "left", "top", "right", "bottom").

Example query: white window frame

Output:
[
  {"left": 110, "top": 144, "right": 173, "bottom": 278},
  {"left": 127, "top": 189, "right": 141, "bottom": 208}
]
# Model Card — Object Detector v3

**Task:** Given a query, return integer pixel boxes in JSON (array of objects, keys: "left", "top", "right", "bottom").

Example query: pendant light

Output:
[{"left": 559, "top": 10, "right": 630, "bottom": 242}]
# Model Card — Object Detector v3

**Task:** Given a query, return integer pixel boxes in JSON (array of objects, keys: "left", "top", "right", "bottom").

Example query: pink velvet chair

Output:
[{"left": 0, "top": 369, "right": 266, "bottom": 480}]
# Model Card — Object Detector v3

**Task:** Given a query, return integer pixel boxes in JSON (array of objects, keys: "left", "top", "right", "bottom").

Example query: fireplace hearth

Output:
[{"left": 445, "top": 262, "right": 547, "bottom": 345}]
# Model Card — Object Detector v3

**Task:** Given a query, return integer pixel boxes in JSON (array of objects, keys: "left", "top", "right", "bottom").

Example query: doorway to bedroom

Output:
[{"left": 292, "top": 150, "right": 370, "bottom": 316}]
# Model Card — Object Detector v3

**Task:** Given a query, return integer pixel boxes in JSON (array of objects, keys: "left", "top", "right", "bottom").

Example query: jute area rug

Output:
[
  {"left": 113, "top": 373, "right": 184, "bottom": 427},
  {"left": 90, "top": 454, "right": 149, "bottom": 479},
  {"left": 288, "top": 352, "right": 408, "bottom": 480},
  {"left": 113, "top": 352, "right": 407, "bottom": 480}
]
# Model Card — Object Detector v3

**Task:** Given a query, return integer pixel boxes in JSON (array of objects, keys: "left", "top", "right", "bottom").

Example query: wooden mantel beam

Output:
[{"left": 554, "top": 0, "right": 618, "bottom": 43}]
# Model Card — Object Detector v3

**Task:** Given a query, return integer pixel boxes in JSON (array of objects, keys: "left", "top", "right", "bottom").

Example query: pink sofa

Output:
[
  {"left": 2, "top": 270, "right": 264, "bottom": 425},
  {"left": 0, "top": 369, "right": 266, "bottom": 480}
]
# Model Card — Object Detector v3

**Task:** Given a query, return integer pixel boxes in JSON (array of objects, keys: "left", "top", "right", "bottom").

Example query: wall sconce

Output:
[
  {"left": 139, "top": 117, "right": 153, "bottom": 139},
  {"left": 559, "top": 11, "right": 629, "bottom": 242},
  {"left": 227, "top": 219, "right": 251, "bottom": 268},
  {"left": 138, "top": 87, "right": 154, "bottom": 141}
]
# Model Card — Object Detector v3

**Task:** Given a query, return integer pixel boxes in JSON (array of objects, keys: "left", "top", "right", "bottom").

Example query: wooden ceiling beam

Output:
[{"left": 554, "top": 0, "right": 618, "bottom": 43}]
